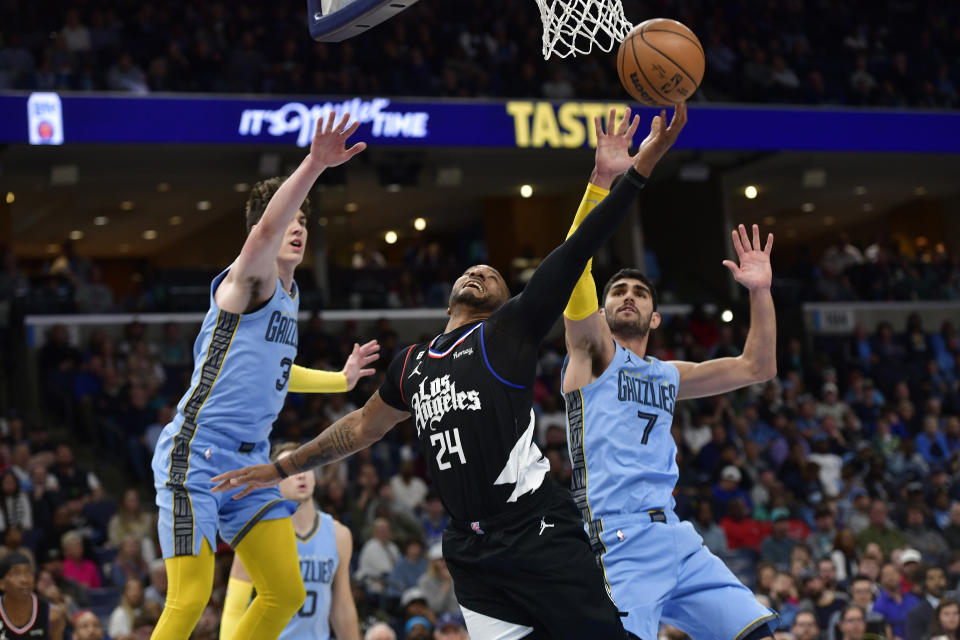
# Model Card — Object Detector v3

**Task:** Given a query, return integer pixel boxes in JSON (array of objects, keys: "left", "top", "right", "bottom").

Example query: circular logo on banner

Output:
[{"left": 37, "top": 120, "right": 54, "bottom": 141}]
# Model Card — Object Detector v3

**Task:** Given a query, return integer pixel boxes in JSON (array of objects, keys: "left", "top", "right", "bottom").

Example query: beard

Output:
[
  {"left": 449, "top": 288, "right": 502, "bottom": 314},
  {"left": 607, "top": 310, "right": 652, "bottom": 340}
]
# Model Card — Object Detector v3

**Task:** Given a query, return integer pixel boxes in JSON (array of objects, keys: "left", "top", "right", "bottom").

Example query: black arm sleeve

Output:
[
  {"left": 482, "top": 168, "right": 647, "bottom": 382},
  {"left": 377, "top": 345, "right": 414, "bottom": 411}
]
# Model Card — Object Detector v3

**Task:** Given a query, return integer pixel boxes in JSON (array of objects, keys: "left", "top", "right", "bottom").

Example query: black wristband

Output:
[
  {"left": 623, "top": 167, "right": 648, "bottom": 188},
  {"left": 273, "top": 459, "right": 289, "bottom": 479}
]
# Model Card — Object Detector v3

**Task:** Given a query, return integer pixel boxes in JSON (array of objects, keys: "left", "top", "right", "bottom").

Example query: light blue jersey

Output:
[
  {"left": 564, "top": 344, "right": 679, "bottom": 532},
  {"left": 563, "top": 343, "right": 777, "bottom": 640},
  {"left": 152, "top": 266, "right": 300, "bottom": 558},
  {"left": 280, "top": 511, "right": 339, "bottom": 640},
  {"left": 174, "top": 265, "right": 300, "bottom": 443}
]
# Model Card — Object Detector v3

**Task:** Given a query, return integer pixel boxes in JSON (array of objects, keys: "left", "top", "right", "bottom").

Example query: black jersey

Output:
[
  {"left": 0, "top": 595, "right": 50, "bottom": 640},
  {"left": 381, "top": 322, "right": 548, "bottom": 521}
]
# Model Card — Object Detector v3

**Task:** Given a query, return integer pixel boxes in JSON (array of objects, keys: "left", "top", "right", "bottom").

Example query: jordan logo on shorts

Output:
[{"left": 539, "top": 517, "right": 554, "bottom": 536}]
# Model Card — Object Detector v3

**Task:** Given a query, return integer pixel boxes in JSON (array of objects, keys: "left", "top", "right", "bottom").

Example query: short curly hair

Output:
[{"left": 244, "top": 177, "right": 311, "bottom": 234}]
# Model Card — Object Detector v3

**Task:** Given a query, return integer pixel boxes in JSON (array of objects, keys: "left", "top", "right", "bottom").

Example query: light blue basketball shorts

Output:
[
  {"left": 152, "top": 421, "right": 295, "bottom": 558},
  {"left": 596, "top": 510, "right": 778, "bottom": 640}
]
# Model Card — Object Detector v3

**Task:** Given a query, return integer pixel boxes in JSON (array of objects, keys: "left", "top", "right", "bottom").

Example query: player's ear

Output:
[{"left": 650, "top": 312, "right": 661, "bottom": 330}]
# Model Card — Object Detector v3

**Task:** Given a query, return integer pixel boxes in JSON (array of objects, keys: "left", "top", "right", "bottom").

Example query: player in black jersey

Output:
[
  {"left": 214, "top": 104, "right": 686, "bottom": 639},
  {"left": 0, "top": 554, "right": 64, "bottom": 640}
]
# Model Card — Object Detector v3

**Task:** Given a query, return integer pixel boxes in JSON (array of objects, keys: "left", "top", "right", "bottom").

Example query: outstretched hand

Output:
[
  {"left": 593, "top": 107, "right": 642, "bottom": 185},
  {"left": 633, "top": 102, "right": 687, "bottom": 178},
  {"left": 342, "top": 340, "right": 380, "bottom": 390},
  {"left": 723, "top": 224, "right": 773, "bottom": 291},
  {"left": 308, "top": 111, "right": 367, "bottom": 169},
  {"left": 211, "top": 463, "right": 280, "bottom": 500}
]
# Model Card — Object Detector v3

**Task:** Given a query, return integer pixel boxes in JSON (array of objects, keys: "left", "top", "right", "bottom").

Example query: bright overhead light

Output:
[
  {"left": 862, "top": 203, "right": 874, "bottom": 212},
  {"left": 386, "top": 184, "right": 401, "bottom": 193},
  {"left": 744, "top": 185, "right": 758, "bottom": 199},
  {"left": 414, "top": 217, "right": 427, "bottom": 231},
  {"left": 68, "top": 230, "right": 84, "bottom": 240},
  {"left": 93, "top": 216, "right": 109, "bottom": 226},
  {"left": 345, "top": 202, "right": 358, "bottom": 213},
  {"left": 196, "top": 200, "right": 212, "bottom": 211},
  {"left": 4, "top": 192, "right": 13, "bottom": 204},
  {"left": 801, "top": 202, "right": 815, "bottom": 212},
  {"left": 721, "top": 309, "right": 734, "bottom": 323},
  {"left": 169, "top": 216, "right": 183, "bottom": 226},
  {"left": 853, "top": 186, "right": 867, "bottom": 196},
  {"left": 142, "top": 230, "right": 158, "bottom": 240},
  {"left": 120, "top": 201, "right": 135, "bottom": 211},
  {"left": 157, "top": 183, "right": 171, "bottom": 192},
  {"left": 914, "top": 186, "right": 927, "bottom": 196},
  {"left": 520, "top": 184, "right": 534, "bottom": 198},
  {"left": 384, "top": 230, "right": 398, "bottom": 245},
  {"left": 233, "top": 182, "right": 250, "bottom": 193}
]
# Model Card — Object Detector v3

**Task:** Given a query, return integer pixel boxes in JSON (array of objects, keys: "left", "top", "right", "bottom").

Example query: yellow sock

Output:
[
  {"left": 232, "top": 518, "right": 305, "bottom": 640},
  {"left": 219, "top": 577, "right": 254, "bottom": 640},
  {"left": 151, "top": 539, "right": 215, "bottom": 640}
]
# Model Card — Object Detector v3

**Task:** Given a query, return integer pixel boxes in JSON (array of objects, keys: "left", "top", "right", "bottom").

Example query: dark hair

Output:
[
  {"left": 793, "top": 609, "right": 819, "bottom": 627},
  {"left": 245, "top": 177, "right": 311, "bottom": 234},
  {"left": 0, "top": 552, "right": 31, "bottom": 579},
  {"left": 840, "top": 604, "right": 866, "bottom": 622},
  {"left": 931, "top": 598, "right": 960, "bottom": 636},
  {"left": 601, "top": 268, "right": 659, "bottom": 310}
]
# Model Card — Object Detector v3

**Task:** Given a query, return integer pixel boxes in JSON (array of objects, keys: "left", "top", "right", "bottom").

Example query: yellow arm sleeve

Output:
[
  {"left": 288, "top": 364, "right": 348, "bottom": 393},
  {"left": 563, "top": 183, "right": 609, "bottom": 321},
  {"left": 219, "top": 577, "right": 254, "bottom": 640}
]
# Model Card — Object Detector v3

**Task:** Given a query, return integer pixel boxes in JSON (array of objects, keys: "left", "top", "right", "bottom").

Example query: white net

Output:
[{"left": 535, "top": 0, "right": 633, "bottom": 59}]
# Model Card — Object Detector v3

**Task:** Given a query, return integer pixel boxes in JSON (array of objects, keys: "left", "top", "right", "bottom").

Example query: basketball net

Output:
[{"left": 535, "top": 0, "right": 633, "bottom": 59}]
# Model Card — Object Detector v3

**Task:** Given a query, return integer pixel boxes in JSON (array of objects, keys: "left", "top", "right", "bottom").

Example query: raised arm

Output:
[
  {"left": 671, "top": 224, "right": 777, "bottom": 400},
  {"left": 497, "top": 104, "right": 687, "bottom": 346},
  {"left": 211, "top": 392, "right": 408, "bottom": 498},
  {"left": 215, "top": 112, "right": 366, "bottom": 313},
  {"left": 288, "top": 340, "right": 380, "bottom": 393}
]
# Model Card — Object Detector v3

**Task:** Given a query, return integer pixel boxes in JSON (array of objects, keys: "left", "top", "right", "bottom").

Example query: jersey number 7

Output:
[{"left": 637, "top": 411, "right": 657, "bottom": 445}]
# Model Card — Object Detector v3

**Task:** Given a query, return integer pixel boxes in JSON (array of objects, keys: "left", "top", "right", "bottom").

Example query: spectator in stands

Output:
[
  {"left": 52, "top": 444, "right": 102, "bottom": 505},
  {"left": 858, "top": 500, "right": 907, "bottom": 556},
  {"left": 419, "top": 492, "right": 448, "bottom": 548},
  {"left": 763, "top": 512, "right": 797, "bottom": 571},
  {"left": 0, "top": 527, "right": 35, "bottom": 569},
  {"left": 693, "top": 501, "right": 729, "bottom": 555},
  {"left": 905, "top": 564, "right": 947, "bottom": 640},
  {"left": 388, "top": 537, "right": 427, "bottom": 597},
  {"left": 108, "top": 576, "right": 144, "bottom": 640},
  {"left": 74, "top": 265, "right": 115, "bottom": 313},
  {"left": 792, "top": 610, "right": 820, "bottom": 640},
  {"left": 771, "top": 571, "right": 802, "bottom": 628},
  {"left": 721, "top": 498, "right": 768, "bottom": 551},
  {"left": 714, "top": 465, "right": 751, "bottom": 517},
  {"left": 916, "top": 415, "right": 951, "bottom": 466},
  {"left": 366, "top": 622, "right": 397, "bottom": 640},
  {"left": 904, "top": 506, "right": 950, "bottom": 566},
  {"left": 417, "top": 544, "right": 459, "bottom": 618},
  {"left": 800, "top": 566, "right": 850, "bottom": 630},
  {"left": 944, "top": 503, "right": 960, "bottom": 551},
  {"left": 873, "top": 562, "right": 920, "bottom": 640},
  {"left": 0, "top": 470, "right": 33, "bottom": 533},
  {"left": 143, "top": 558, "right": 166, "bottom": 608},
  {"left": 834, "top": 575, "right": 890, "bottom": 640},
  {"left": 349, "top": 463, "right": 381, "bottom": 539},
  {"left": 832, "top": 530, "right": 861, "bottom": 585},
  {"left": 107, "top": 489, "right": 152, "bottom": 550},
  {"left": 61, "top": 530, "right": 100, "bottom": 589},
  {"left": 390, "top": 458, "right": 428, "bottom": 513},
  {"left": 108, "top": 535, "right": 148, "bottom": 587},
  {"left": 356, "top": 518, "right": 400, "bottom": 595},
  {"left": 434, "top": 613, "right": 468, "bottom": 640},
  {"left": 73, "top": 610, "right": 105, "bottom": 640},
  {"left": 838, "top": 604, "right": 868, "bottom": 640},
  {"left": 930, "top": 599, "right": 960, "bottom": 640},
  {"left": 809, "top": 507, "right": 839, "bottom": 560}
]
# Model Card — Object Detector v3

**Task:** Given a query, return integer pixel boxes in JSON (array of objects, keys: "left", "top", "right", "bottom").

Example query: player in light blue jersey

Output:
[
  {"left": 560, "top": 107, "right": 778, "bottom": 640},
  {"left": 220, "top": 443, "right": 359, "bottom": 640},
  {"left": 151, "top": 113, "right": 373, "bottom": 640}
]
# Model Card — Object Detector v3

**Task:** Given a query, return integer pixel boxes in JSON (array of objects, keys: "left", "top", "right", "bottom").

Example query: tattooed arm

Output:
[{"left": 211, "top": 392, "right": 409, "bottom": 499}]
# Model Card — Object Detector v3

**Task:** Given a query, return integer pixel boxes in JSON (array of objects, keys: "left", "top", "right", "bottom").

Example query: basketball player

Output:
[
  {"left": 219, "top": 443, "right": 359, "bottom": 640},
  {"left": 213, "top": 105, "right": 687, "bottom": 639},
  {"left": 0, "top": 553, "right": 65, "bottom": 640},
  {"left": 558, "top": 108, "right": 778, "bottom": 640},
  {"left": 150, "top": 112, "right": 376, "bottom": 640}
]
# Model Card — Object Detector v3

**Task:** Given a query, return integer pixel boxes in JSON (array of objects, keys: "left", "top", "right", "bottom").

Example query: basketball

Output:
[{"left": 617, "top": 18, "right": 705, "bottom": 107}]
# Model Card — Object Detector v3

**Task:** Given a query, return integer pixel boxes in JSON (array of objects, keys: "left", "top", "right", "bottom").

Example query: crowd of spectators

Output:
[
  {"left": 3, "top": 262, "right": 959, "bottom": 637},
  {"left": 1, "top": 0, "right": 959, "bottom": 107}
]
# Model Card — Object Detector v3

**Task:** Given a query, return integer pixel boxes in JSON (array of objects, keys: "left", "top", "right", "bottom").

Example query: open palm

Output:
[
  {"left": 309, "top": 112, "right": 367, "bottom": 168},
  {"left": 594, "top": 107, "right": 641, "bottom": 180},
  {"left": 723, "top": 224, "right": 773, "bottom": 291}
]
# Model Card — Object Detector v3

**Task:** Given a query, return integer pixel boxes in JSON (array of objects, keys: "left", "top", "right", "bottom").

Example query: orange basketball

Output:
[{"left": 617, "top": 18, "right": 705, "bottom": 107}]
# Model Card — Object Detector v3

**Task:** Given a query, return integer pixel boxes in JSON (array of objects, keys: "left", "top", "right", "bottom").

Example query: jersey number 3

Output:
[
  {"left": 430, "top": 428, "right": 467, "bottom": 470},
  {"left": 637, "top": 411, "right": 657, "bottom": 445},
  {"left": 276, "top": 357, "right": 292, "bottom": 391}
]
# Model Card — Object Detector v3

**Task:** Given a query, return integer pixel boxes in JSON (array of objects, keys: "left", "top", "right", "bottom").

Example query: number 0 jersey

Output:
[
  {"left": 171, "top": 265, "right": 299, "bottom": 443},
  {"left": 279, "top": 511, "right": 339, "bottom": 640},
  {"left": 379, "top": 322, "right": 549, "bottom": 523},
  {"left": 562, "top": 344, "right": 679, "bottom": 523}
]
